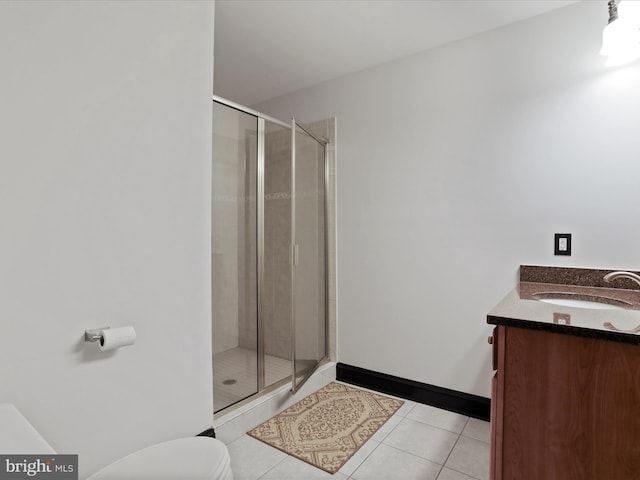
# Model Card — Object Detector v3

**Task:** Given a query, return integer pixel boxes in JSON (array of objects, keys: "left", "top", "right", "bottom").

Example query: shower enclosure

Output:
[{"left": 212, "top": 97, "right": 328, "bottom": 412}]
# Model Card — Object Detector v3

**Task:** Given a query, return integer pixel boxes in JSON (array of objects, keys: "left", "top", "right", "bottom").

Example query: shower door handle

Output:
[{"left": 293, "top": 244, "right": 299, "bottom": 267}]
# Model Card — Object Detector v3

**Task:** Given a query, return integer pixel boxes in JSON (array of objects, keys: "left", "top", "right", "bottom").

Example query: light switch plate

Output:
[{"left": 554, "top": 233, "right": 571, "bottom": 256}]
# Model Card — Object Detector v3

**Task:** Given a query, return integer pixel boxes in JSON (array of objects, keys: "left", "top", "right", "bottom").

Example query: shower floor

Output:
[{"left": 213, "top": 346, "right": 292, "bottom": 412}]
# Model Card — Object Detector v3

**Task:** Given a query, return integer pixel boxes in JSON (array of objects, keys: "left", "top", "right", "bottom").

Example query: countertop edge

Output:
[{"left": 487, "top": 314, "right": 640, "bottom": 345}]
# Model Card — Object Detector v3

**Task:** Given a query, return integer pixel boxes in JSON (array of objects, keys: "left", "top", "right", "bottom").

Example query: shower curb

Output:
[{"left": 213, "top": 362, "right": 337, "bottom": 444}]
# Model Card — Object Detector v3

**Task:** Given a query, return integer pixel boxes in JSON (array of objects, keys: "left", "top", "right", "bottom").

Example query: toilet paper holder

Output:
[{"left": 84, "top": 327, "right": 110, "bottom": 342}]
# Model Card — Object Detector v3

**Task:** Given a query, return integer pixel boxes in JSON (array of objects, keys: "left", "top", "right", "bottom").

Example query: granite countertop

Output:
[{"left": 487, "top": 265, "right": 640, "bottom": 345}]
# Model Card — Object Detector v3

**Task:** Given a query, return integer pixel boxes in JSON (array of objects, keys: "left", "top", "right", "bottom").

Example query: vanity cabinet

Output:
[{"left": 490, "top": 325, "right": 640, "bottom": 480}]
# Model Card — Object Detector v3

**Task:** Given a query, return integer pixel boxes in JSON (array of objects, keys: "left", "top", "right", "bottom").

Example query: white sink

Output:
[{"left": 538, "top": 297, "right": 626, "bottom": 310}]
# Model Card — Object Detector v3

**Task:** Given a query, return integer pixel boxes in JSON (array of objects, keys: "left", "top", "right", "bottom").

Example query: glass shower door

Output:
[
  {"left": 291, "top": 119, "right": 328, "bottom": 393},
  {"left": 212, "top": 102, "right": 258, "bottom": 412},
  {"left": 212, "top": 96, "right": 330, "bottom": 410}
]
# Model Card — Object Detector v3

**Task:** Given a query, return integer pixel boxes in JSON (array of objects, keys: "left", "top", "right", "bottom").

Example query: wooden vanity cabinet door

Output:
[
  {"left": 490, "top": 326, "right": 505, "bottom": 480},
  {"left": 500, "top": 326, "right": 640, "bottom": 480},
  {"left": 490, "top": 373, "right": 499, "bottom": 480}
]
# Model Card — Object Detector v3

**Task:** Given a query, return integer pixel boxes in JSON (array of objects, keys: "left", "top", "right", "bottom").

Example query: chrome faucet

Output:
[{"left": 603, "top": 271, "right": 640, "bottom": 288}]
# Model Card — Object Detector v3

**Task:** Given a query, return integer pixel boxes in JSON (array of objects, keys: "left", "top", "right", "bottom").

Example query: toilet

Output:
[
  {"left": 0, "top": 403, "right": 233, "bottom": 480},
  {"left": 87, "top": 436, "right": 233, "bottom": 480}
]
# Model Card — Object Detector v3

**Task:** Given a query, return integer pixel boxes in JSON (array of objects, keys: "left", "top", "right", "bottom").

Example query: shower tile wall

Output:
[
  {"left": 238, "top": 136, "right": 257, "bottom": 352},
  {"left": 234, "top": 124, "right": 292, "bottom": 360},
  {"left": 212, "top": 133, "right": 242, "bottom": 355},
  {"left": 213, "top": 111, "right": 258, "bottom": 358},
  {"left": 262, "top": 124, "right": 293, "bottom": 361}
]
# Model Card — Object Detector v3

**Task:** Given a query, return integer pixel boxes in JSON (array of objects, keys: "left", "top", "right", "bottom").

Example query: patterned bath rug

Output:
[{"left": 247, "top": 381, "right": 404, "bottom": 474}]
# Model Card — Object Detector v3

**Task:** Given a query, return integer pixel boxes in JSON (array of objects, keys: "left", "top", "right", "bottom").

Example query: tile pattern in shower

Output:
[
  {"left": 262, "top": 124, "right": 293, "bottom": 360},
  {"left": 212, "top": 104, "right": 258, "bottom": 359}
]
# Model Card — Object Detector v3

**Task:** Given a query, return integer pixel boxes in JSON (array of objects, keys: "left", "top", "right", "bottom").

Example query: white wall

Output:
[
  {"left": 0, "top": 1, "right": 214, "bottom": 478},
  {"left": 256, "top": 2, "right": 640, "bottom": 398}
]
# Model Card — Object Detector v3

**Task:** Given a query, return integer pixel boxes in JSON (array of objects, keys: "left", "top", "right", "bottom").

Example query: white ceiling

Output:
[{"left": 214, "top": 0, "right": 580, "bottom": 106}]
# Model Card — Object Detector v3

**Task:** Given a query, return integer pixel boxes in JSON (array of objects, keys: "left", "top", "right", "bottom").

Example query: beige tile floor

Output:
[{"left": 225, "top": 382, "right": 490, "bottom": 480}]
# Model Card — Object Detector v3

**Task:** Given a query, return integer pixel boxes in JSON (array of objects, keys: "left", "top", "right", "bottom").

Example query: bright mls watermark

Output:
[{"left": 0, "top": 455, "right": 77, "bottom": 479}]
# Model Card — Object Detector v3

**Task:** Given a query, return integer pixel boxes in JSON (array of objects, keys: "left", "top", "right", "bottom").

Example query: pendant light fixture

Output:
[{"left": 601, "top": 0, "right": 640, "bottom": 67}]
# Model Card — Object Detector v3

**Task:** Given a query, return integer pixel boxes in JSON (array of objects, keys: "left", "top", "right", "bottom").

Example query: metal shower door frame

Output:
[
  {"left": 212, "top": 95, "right": 329, "bottom": 400},
  {"left": 290, "top": 117, "right": 329, "bottom": 394}
]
